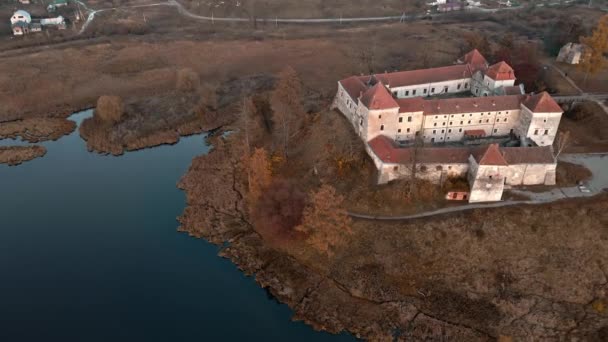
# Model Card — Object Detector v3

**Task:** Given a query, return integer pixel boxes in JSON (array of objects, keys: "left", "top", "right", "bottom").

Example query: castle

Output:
[{"left": 333, "top": 50, "right": 563, "bottom": 202}]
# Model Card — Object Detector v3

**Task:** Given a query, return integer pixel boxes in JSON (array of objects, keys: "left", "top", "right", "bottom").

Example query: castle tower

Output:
[{"left": 517, "top": 92, "right": 563, "bottom": 147}]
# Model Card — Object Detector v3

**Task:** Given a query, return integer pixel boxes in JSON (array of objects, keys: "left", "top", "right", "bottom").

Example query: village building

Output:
[
  {"left": 10, "top": 10, "right": 31, "bottom": 25},
  {"left": 332, "top": 49, "right": 563, "bottom": 202},
  {"left": 556, "top": 43, "right": 586, "bottom": 65},
  {"left": 47, "top": 0, "right": 69, "bottom": 12}
]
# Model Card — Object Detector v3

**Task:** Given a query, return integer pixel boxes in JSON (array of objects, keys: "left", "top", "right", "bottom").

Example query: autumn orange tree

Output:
[
  {"left": 580, "top": 14, "right": 608, "bottom": 83},
  {"left": 296, "top": 185, "right": 353, "bottom": 257},
  {"left": 244, "top": 148, "right": 272, "bottom": 208},
  {"left": 270, "top": 66, "right": 304, "bottom": 157}
]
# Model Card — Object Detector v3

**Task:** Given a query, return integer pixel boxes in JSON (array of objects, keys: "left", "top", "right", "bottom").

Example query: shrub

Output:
[
  {"left": 95, "top": 95, "right": 124, "bottom": 123},
  {"left": 176, "top": 68, "right": 200, "bottom": 92}
]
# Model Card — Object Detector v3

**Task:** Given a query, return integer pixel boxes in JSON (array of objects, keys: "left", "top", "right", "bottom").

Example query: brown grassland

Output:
[{"left": 1, "top": 2, "right": 608, "bottom": 340}]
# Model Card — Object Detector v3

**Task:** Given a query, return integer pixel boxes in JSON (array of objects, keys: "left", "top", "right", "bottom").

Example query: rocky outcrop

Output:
[{"left": 0, "top": 145, "right": 47, "bottom": 166}]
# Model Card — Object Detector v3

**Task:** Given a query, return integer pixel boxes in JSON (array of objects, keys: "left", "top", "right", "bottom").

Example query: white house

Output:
[{"left": 11, "top": 10, "right": 32, "bottom": 25}]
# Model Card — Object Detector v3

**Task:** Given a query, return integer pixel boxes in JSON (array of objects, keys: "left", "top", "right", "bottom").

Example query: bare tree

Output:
[
  {"left": 408, "top": 134, "right": 424, "bottom": 195},
  {"left": 270, "top": 66, "right": 304, "bottom": 157},
  {"left": 553, "top": 130, "right": 570, "bottom": 161}
]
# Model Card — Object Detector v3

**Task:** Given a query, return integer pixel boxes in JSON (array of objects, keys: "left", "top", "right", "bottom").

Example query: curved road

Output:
[{"left": 76, "top": 0, "right": 527, "bottom": 35}]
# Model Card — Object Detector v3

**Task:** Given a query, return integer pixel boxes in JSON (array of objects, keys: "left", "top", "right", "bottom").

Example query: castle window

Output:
[
  {"left": 465, "top": 83, "right": 469, "bottom": 89},
  {"left": 433, "top": 130, "right": 436, "bottom": 134},
  {"left": 504, "top": 118, "right": 507, "bottom": 122},
  {"left": 460, "top": 121, "right": 463, "bottom": 125},
  {"left": 469, "top": 114, "right": 472, "bottom": 117},
  {"left": 424, "top": 88, "right": 427, "bottom": 94},
  {"left": 534, "top": 129, "right": 539, "bottom": 135},
  {"left": 398, "top": 129, "right": 402, "bottom": 133},
  {"left": 486, "top": 119, "right": 489, "bottom": 123},
  {"left": 431, "top": 87, "right": 435, "bottom": 93},
  {"left": 408, "top": 116, "right": 412, "bottom": 122},
  {"left": 479, "top": 120, "right": 482, "bottom": 123},
  {"left": 379, "top": 115, "right": 382, "bottom": 119},
  {"left": 393, "top": 91, "right": 397, "bottom": 96},
  {"left": 407, "top": 128, "right": 411, "bottom": 133},
  {"left": 449, "top": 122, "right": 453, "bottom": 125},
  {"left": 443, "top": 122, "right": 446, "bottom": 126},
  {"left": 496, "top": 118, "right": 500, "bottom": 122},
  {"left": 459, "top": 128, "right": 462, "bottom": 132},
  {"left": 544, "top": 129, "right": 549, "bottom": 135},
  {"left": 448, "top": 129, "right": 452, "bottom": 133},
  {"left": 462, "top": 114, "right": 465, "bottom": 117},
  {"left": 444, "top": 86, "right": 448, "bottom": 92},
  {"left": 399, "top": 117, "right": 403, "bottom": 123},
  {"left": 468, "top": 120, "right": 471, "bottom": 124},
  {"left": 394, "top": 166, "right": 398, "bottom": 171},
  {"left": 441, "top": 129, "right": 445, "bottom": 133},
  {"left": 435, "top": 116, "right": 438, "bottom": 119},
  {"left": 451, "top": 115, "right": 454, "bottom": 118},
  {"left": 457, "top": 84, "right": 461, "bottom": 90},
  {"left": 434, "top": 123, "right": 437, "bottom": 127},
  {"left": 498, "top": 112, "right": 501, "bottom": 114},
  {"left": 380, "top": 125, "right": 384, "bottom": 131},
  {"left": 413, "top": 89, "right": 417, "bottom": 95},
  {"left": 444, "top": 115, "right": 447, "bottom": 118},
  {"left": 543, "top": 119, "right": 547, "bottom": 123},
  {"left": 494, "top": 129, "right": 498, "bottom": 133},
  {"left": 405, "top": 90, "right": 409, "bottom": 96}
]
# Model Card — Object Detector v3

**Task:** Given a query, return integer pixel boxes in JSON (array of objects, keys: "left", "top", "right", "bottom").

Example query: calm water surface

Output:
[{"left": 0, "top": 110, "right": 354, "bottom": 341}]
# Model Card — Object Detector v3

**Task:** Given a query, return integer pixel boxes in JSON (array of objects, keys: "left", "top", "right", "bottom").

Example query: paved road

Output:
[{"left": 349, "top": 153, "right": 608, "bottom": 221}]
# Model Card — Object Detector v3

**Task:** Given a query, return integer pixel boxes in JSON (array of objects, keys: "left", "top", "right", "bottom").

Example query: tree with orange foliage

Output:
[
  {"left": 296, "top": 185, "right": 352, "bottom": 257},
  {"left": 244, "top": 148, "right": 272, "bottom": 207},
  {"left": 580, "top": 15, "right": 608, "bottom": 83}
]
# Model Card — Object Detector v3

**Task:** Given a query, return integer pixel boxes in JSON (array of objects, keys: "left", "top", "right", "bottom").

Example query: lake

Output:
[{"left": 0, "top": 110, "right": 353, "bottom": 341}]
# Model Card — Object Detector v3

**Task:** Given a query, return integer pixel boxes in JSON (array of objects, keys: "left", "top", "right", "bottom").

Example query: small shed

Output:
[
  {"left": 464, "top": 129, "right": 486, "bottom": 139},
  {"left": 446, "top": 191, "right": 470, "bottom": 201}
]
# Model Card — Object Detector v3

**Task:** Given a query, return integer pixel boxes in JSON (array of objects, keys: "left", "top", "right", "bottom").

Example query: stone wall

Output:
[{"left": 389, "top": 78, "right": 471, "bottom": 99}]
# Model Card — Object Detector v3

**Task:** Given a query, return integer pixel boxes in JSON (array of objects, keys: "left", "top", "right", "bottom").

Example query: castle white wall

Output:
[
  {"left": 524, "top": 110, "right": 562, "bottom": 147},
  {"left": 366, "top": 107, "right": 400, "bottom": 142},
  {"left": 388, "top": 78, "right": 471, "bottom": 99}
]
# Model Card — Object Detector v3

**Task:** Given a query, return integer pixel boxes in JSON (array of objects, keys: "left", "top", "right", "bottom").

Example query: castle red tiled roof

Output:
[
  {"left": 360, "top": 82, "right": 399, "bottom": 110},
  {"left": 338, "top": 76, "right": 367, "bottom": 102},
  {"left": 522, "top": 91, "right": 563, "bottom": 113},
  {"left": 386, "top": 95, "right": 524, "bottom": 114},
  {"left": 486, "top": 61, "right": 516, "bottom": 81},
  {"left": 462, "top": 49, "right": 488, "bottom": 72},
  {"left": 373, "top": 64, "right": 472, "bottom": 88},
  {"left": 396, "top": 97, "right": 426, "bottom": 113},
  {"left": 422, "top": 95, "right": 523, "bottom": 115},
  {"left": 475, "top": 144, "right": 508, "bottom": 166},
  {"left": 367, "top": 136, "right": 555, "bottom": 166},
  {"left": 501, "top": 146, "right": 555, "bottom": 164}
]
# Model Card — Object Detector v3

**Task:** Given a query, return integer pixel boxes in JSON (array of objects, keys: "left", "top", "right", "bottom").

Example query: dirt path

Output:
[
  {"left": 549, "top": 63, "right": 608, "bottom": 116},
  {"left": 349, "top": 153, "right": 608, "bottom": 221}
]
